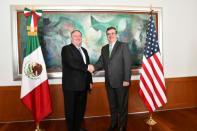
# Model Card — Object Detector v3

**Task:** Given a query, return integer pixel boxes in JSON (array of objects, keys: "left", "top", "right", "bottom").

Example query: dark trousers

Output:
[
  {"left": 106, "top": 85, "right": 129, "bottom": 128},
  {"left": 63, "top": 90, "right": 87, "bottom": 131}
]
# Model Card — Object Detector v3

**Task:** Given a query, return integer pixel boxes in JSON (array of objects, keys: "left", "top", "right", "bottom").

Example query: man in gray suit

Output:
[{"left": 88, "top": 27, "right": 132, "bottom": 131}]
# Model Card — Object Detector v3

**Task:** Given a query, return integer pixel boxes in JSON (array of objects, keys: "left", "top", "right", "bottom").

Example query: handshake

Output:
[{"left": 87, "top": 64, "right": 95, "bottom": 73}]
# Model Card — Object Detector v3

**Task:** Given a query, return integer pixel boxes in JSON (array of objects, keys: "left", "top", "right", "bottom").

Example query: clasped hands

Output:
[
  {"left": 87, "top": 64, "right": 95, "bottom": 73},
  {"left": 87, "top": 64, "right": 129, "bottom": 87}
]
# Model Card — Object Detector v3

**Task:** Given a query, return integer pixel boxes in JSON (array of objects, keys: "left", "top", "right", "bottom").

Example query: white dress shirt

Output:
[{"left": 78, "top": 47, "right": 86, "bottom": 64}]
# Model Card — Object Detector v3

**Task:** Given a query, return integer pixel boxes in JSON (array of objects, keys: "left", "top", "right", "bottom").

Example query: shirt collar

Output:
[
  {"left": 72, "top": 43, "right": 82, "bottom": 49},
  {"left": 109, "top": 40, "right": 117, "bottom": 48}
]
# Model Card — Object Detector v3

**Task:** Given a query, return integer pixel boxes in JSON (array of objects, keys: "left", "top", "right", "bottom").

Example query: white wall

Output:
[{"left": 0, "top": 0, "right": 197, "bottom": 86}]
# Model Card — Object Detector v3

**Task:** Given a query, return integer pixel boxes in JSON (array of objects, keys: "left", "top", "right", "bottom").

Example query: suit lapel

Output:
[
  {"left": 81, "top": 47, "right": 89, "bottom": 64},
  {"left": 104, "top": 44, "right": 110, "bottom": 61},
  {"left": 110, "top": 41, "right": 119, "bottom": 59},
  {"left": 70, "top": 44, "right": 84, "bottom": 64}
]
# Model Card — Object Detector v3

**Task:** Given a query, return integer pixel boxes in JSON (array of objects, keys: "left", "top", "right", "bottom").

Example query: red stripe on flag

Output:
[
  {"left": 153, "top": 54, "right": 167, "bottom": 95},
  {"left": 153, "top": 54, "right": 164, "bottom": 75},
  {"left": 24, "top": 12, "right": 31, "bottom": 17},
  {"left": 139, "top": 89, "right": 153, "bottom": 112},
  {"left": 140, "top": 67, "right": 158, "bottom": 110},
  {"left": 32, "top": 12, "right": 38, "bottom": 28},
  {"left": 149, "top": 55, "right": 166, "bottom": 96},
  {"left": 21, "top": 80, "right": 52, "bottom": 123},
  {"left": 147, "top": 57, "right": 165, "bottom": 105}
]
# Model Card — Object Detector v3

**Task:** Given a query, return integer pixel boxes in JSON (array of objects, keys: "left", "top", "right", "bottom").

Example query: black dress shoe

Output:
[
  {"left": 78, "top": 127, "right": 87, "bottom": 131},
  {"left": 107, "top": 125, "right": 117, "bottom": 131},
  {"left": 107, "top": 127, "right": 113, "bottom": 131},
  {"left": 118, "top": 126, "right": 126, "bottom": 131},
  {"left": 107, "top": 126, "right": 113, "bottom": 131}
]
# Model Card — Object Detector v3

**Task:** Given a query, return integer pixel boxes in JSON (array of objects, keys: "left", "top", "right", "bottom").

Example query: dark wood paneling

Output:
[
  {"left": 164, "top": 77, "right": 197, "bottom": 108},
  {"left": 1, "top": 108, "right": 197, "bottom": 131},
  {"left": 0, "top": 76, "right": 197, "bottom": 122}
]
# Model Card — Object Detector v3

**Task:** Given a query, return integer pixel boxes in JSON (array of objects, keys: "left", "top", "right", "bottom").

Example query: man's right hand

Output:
[{"left": 87, "top": 64, "right": 95, "bottom": 73}]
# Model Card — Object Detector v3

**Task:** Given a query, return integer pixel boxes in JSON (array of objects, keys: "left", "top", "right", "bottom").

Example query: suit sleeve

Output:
[
  {"left": 61, "top": 46, "right": 87, "bottom": 72},
  {"left": 94, "top": 56, "right": 104, "bottom": 71},
  {"left": 88, "top": 72, "right": 93, "bottom": 84},
  {"left": 85, "top": 50, "right": 93, "bottom": 84},
  {"left": 94, "top": 48, "right": 104, "bottom": 71},
  {"left": 123, "top": 44, "right": 132, "bottom": 82}
]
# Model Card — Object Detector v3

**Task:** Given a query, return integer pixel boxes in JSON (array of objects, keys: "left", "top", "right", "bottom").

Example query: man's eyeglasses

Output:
[{"left": 106, "top": 32, "right": 117, "bottom": 36}]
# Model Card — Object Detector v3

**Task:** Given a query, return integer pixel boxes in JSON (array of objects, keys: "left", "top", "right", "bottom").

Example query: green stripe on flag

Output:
[{"left": 25, "top": 36, "right": 40, "bottom": 56}]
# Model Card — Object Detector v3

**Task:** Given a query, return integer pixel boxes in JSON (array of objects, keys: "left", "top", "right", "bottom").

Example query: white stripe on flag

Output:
[
  {"left": 30, "top": 15, "right": 34, "bottom": 32},
  {"left": 156, "top": 53, "right": 165, "bottom": 86},
  {"left": 139, "top": 79, "right": 156, "bottom": 111},
  {"left": 24, "top": 10, "right": 30, "bottom": 14},
  {"left": 142, "top": 56, "right": 162, "bottom": 107},
  {"left": 35, "top": 12, "right": 42, "bottom": 17},
  {"left": 150, "top": 54, "right": 167, "bottom": 103},
  {"left": 21, "top": 47, "right": 47, "bottom": 98}
]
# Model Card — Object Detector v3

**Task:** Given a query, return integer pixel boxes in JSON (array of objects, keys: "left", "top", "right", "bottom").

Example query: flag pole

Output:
[
  {"left": 35, "top": 122, "right": 44, "bottom": 131},
  {"left": 149, "top": 4, "right": 154, "bottom": 16},
  {"left": 146, "top": 113, "right": 157, "bottom": 126}
]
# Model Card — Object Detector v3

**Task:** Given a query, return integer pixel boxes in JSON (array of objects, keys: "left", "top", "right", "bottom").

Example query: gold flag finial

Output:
[{"left": 146, "top": 113, "right": 157, "bottom": 126}]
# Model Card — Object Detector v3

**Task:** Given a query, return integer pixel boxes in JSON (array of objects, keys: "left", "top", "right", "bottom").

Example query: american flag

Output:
[{"left": 139, "top": 15, "right": 167, "bottom": 112}]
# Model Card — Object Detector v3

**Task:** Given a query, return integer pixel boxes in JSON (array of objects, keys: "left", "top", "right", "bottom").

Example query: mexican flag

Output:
[{"left": 20, "top": 8, "right": 52, "bottom": 123}]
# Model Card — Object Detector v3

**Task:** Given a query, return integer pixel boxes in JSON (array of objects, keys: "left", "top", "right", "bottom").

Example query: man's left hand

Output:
[
  {"left": 88, "top": 83, "right": 93, "bottom": 93},
  {"left": 123, "top": 81, "right": 129, "bottom": 87}
]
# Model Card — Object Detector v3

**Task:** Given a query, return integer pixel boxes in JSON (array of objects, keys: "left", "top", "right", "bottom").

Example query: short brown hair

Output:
[
  {"left": 71, "top": 30, "right": 82, "bottom": 36},
  {"left": 106, "top": 26, "right": 117, "bottom": 34}
]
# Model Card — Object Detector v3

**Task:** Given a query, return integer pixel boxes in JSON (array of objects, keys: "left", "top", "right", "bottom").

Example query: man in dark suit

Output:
[
  {"left": 61, "top": 30, "right": 92, "bottom": 131},
  {"left": 88, "top": 27, "right": 131, "bottom": 131}
]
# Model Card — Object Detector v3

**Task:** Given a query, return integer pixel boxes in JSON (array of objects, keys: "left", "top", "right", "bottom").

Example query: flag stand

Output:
[
  {"left": 35, "top": 123, "right": 44, "bottom": 131},
  {"left": 146, "top": 114, "right": 157, "bottom": 126}
]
